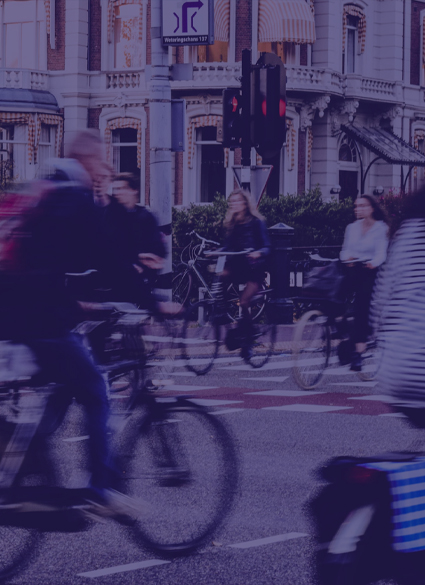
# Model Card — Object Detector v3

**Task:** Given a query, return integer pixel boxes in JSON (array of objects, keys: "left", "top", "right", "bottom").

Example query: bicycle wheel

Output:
[
  {"left": 357, "top": 336, "right": 382, "bottom": 382},
  {"left": 293, "top": 310, "right": 330, "bottom": 390},
  {"left": 226, "top": 283, "right": 266, "bottom": 323},
  {"left": 144, "top": 315, "right": 182, "bottom": 389},
  {"left": 172, "top": 268, "right": 192, "bottom": 307},
  {"left": 121, "top": 398, "right": 238, "bottom": 555},
  {"left": 181, "top": 300, "right": 220, "bottom": 375},
  {"left": 247, "top": 306, "right": 276, "bottom": 369},
  {"left": 0, "top": 422, "right": 43, "bottom": 582}
]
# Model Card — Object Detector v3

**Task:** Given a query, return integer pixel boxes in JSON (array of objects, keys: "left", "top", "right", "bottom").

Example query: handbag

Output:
[{"left": 303, "top": 261, "right": 345, "bottom": 302}]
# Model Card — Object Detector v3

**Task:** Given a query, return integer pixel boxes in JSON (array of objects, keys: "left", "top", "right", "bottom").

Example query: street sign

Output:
[
  {"left": 162, "top": 0, "right": 214, "bottom": 46},
  {"left": 232, "top": 165, "right": 273, "bottom": 207}
]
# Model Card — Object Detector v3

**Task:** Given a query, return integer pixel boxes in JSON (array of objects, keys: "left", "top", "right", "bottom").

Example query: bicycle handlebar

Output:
[
  {"left": 204, "top": 248, "right": 254, "bottom": 257},
  {"left": 187, "top": 230, "right": 220, "bottom": 247}
]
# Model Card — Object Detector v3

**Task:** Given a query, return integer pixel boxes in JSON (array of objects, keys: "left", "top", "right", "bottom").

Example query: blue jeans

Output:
[{"left": 29, "top": 333, "right": 110, "bottom": 491}]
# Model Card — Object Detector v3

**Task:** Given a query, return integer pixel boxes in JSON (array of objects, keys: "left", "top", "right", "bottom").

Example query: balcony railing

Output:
[
  {"left": 0, "top": 69, "right": 49, "bottom": 91},
  {"left": 106, "top": 71, "right": 141, "bottom": 90}
]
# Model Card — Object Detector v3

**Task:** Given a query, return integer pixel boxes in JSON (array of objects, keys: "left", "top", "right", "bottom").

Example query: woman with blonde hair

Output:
[{"left": 220, "top": 189, "right": 271, "bottom": 361}]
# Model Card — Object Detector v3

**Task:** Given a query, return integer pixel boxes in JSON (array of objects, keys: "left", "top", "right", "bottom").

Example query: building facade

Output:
[{"left": 2, "top": 0, "right": 425, "bottom": 204}]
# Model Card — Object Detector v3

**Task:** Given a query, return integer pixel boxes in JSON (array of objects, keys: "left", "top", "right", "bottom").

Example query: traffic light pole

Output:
[{"left": 241, "top": 48, "right": 251, "bottom": 191}]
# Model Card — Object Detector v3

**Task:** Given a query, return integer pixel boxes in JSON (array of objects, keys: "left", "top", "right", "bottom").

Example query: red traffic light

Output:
[
  {"left": 232, "top": 96, "right": 238, "bottom": 112},
  {"left": 261, "top": 98, "right": 286, "bottom": 117}
]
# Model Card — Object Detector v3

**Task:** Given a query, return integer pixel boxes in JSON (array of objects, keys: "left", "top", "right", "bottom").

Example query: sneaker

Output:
[
  {"left": 85, "top": 489, "right": 150, "bottom": 522},
  {"left": 240, "top": 345, "right": 253, "bottom": 363},
  {"left": 350, "top": 352, "right": 362, "bottom": 372}
]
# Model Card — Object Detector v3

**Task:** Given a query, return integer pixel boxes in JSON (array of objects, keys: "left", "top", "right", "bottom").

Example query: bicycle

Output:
[
  {"left": 0, "top": 304, "right": 238, "bottom": 582},
  {"left": 180, "top": 249, "right": 276, "bottom": 375},
  {"left": 172, "top": 231, "right": 268, "bottom": 321},
  {"left": 292, "top": 258, "right": 381, "bottom": 390}
]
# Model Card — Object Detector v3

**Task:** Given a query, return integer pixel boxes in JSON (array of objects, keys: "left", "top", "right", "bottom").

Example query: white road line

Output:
[
  {"left": 262, "top": 404, "right": 353, "bottom": 413},
  {"left": 329, "top": 382, "right": 377, "bottom": 388},
  {"left": 348, "top": 394, "right": 393, "bottom": 402},
  {"left": 156, "top": 385, "right": 219, "bottom": 392},
  {"left": 245, "top": 389, "right": 325, "bottom": 397},
  {"left": 213, "top": 408, "right": 246, "bottom": 415},
  {"left": 62, "top": 435, "right": 90, "bottom": 443},
  {"left": 77, "top": 559, "right": 170, "bottom": 578},
  {"left": 228, "top": 532, "right": 309, "bottom": 549},
  {"left": 241, "top": 376, "right": 289, "bottom": 382},
  {"left": 189, "top": 398, "right": 244, "bottom": 407},
  {"left": 221, "top": 356, "right": 339, "bottom": 372}
]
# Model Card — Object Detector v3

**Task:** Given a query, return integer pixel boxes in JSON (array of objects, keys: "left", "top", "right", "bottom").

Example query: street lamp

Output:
[{"left": 373, "top": 186, "right": 384, "bottom": 196}]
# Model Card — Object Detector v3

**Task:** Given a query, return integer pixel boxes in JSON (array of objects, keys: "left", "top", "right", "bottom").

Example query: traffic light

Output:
[
  {"left": 251, "top": 64, "right": 286, "bottom": 159},
  {"left": 222, "top": 88, "right": 242, "bottom": 148}
]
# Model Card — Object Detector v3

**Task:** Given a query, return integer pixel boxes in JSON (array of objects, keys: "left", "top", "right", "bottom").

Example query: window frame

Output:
[
  {"left": 194, "top": 126, "right": 226, "bottom": 203},
  {"left": 343, "top": 15, "right": 358, "bottom": 74},
  {"left": 108, "top": 0, "right": 147, "bottom": 71}
]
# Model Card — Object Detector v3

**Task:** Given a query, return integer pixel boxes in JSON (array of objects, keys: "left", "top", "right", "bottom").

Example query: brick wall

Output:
[
  {"left": 144, "top": 104, "right": 150, "bottom": 205},
  {"left": 89, "top": 0, "right": 101, "bottom": 71},
  {"left": 47, "top": 0, "right": 65, "bottom": 70},
  {"left": 146, "top": 1, "right": 151, "bottom": 65},
  {"left": 411, "top": 1, "right": 422, "bottom": 86},
  {"left": 297, "top": 129, "right": 306, "bottom": 193},
  {"left": 235, "top": 0, "right": 251, "bottom": 61},
  {"left": 87, "top": 108, "right": 101, "bottom": 129}
]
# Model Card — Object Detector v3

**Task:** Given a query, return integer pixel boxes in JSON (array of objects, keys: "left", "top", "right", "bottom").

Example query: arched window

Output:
[
  {"left": 338, "top": 135, "right": 359, "bottom": 200},
  {"left": 342, "top": 4, "right": 366, "bottom": 74},
  {"left": 338, "top": 136, "right": 357, "bottom": 162}
]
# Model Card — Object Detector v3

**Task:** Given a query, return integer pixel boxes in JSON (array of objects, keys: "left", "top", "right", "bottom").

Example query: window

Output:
[
  {"left": 257, "top": 42, "right": 299, "bottom": 66},
  {"left": 112, "top": 127, "right": 139, "bottom": 176},
  {"left": 197, "top": 41, "right": 228, "bottom": 63},
  {"left": 0, "top": 125, "right": 27, "bottom": 182},
  {"left": 3, "top": 0, "right": 47, "bottom": 70},
  {"left": 113, "top": 3, "right": 143, "bottom": 69},
  {"left": 196, "top": 126, "right": 226, "bottom": 203},
  {"left": 338, "top": 136, "right": 359, "bottom": 200},
  {"left": 37, "top": 125, "right": 56, "bottom": 172},
  {"left": 338, "top": 136, "right": 357, "bottom": 162},
  {"left": 342, "top": 14, "right": 359, "bottom": 74}
]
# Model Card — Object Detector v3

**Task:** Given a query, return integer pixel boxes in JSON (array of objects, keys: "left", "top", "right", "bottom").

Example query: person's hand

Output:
[
  {"left": 138, "top": 253, "right": 165, "bottom": 270},
  {"left": 247, "top": 251, "right": 262, "bottom": 260}
]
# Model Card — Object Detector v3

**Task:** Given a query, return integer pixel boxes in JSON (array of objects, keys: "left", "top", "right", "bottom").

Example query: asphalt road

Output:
[{"left": 7, "top": 340, "right": 421, "bottom": 585}]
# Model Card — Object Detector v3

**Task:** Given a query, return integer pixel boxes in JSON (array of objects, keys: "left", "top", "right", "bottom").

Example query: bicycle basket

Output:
[{"left": 302, "top": 262, "right": 345, "bottom": 302}]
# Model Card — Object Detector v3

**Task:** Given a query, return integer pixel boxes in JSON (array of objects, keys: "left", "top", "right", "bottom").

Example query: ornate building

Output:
[{"left": 2, "top": 0, "right": 425, "bottom": 203}]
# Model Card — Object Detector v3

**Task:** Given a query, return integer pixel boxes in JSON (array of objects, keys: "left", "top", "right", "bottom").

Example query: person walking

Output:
[{"left": 340, "top": 194, "right": 389, "bottom": 371}]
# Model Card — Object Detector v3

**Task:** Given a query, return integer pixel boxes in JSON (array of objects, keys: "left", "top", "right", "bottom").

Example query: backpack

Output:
[{"left": 0, "top": 182, "right": 52, "bottom": 272}]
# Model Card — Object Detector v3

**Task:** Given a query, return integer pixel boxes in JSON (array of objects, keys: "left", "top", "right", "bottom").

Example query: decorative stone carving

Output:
[
  {"left": 340, "top": 99, "right": 359, "bottom": 123},
  {"left": 299, "top": 95, "right": 331, "bottom": 130}
]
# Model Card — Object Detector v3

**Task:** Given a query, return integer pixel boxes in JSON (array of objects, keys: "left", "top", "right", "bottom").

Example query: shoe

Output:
[
  {"left": 240, "top": 345, "right": 253, "bottom": 363},
  {"left": 85, "top": 489, "right": 150, "bottom": 523},
  {"left": 350, "top": 352, "right": 362, "bottom": 372}
]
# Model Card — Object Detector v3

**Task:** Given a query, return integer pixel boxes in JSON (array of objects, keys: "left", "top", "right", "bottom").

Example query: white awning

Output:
[
  {"left": 214, "top": 0, "right": 230, "bottom": 42},
  {"left": 258, "top": 0, "right": 316, "bottom": 44}
]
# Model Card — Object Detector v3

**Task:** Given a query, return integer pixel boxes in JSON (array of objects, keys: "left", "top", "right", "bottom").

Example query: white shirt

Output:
[{"left": 340, "top": 219, "right": 389, "bottom": 268}]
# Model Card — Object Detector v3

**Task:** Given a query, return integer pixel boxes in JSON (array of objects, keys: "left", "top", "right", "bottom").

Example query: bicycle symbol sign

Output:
[{"left": 162, "top": 0, "right": 214, "bottom": 46}]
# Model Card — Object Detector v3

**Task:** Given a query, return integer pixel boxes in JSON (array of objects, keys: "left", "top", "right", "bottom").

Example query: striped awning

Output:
[
  {"left": 258, "top": 0, "right": 316, "bottom": 44},
  {"left": 214, "top": 0, "right": 230, "bottom": 42}
]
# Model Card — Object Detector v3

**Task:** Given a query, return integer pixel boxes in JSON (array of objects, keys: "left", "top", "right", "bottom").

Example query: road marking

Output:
[
  {"left": 241, "top": 376, "right": 289, "bottom": 382},
  {"left": 213, "top": 408, "right": 246, "bottom": 415},
  {"left": 189, "top": 398, "right": 244, "bottom": 407},
  {"left": 222, "top": 356, "right": 339, "bottom": 372},
  {"left": 329, "top": 380, "right": 378, "bottom": 388},
  {"left": 245, "top": 389, "right": 325, "bottom": 397},
  {"left": 228, "top": 532, "right": 309, "bottom": 549},
  {"left": 156, "top": 384, "right": 219, "bottom": 392},
  {"left": 262, "top": 404, "right": 353, "bottom": 413},
  {"left": 77, "top": 559, "right": 170, "bottom": 578},
  {"left": 348, "top": 394, "right": 393, "bottom": 402},
  {"left": 62, "top": 435, "right": 90, "bottom": 443}
]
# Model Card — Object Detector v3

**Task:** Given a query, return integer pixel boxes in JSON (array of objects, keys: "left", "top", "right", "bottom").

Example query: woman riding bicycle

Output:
[
  {"left": 340, "top": 194, "right": 389, "bottom": 372},
  {"left": 220, "top": 189, "right": 271, "bottom": 361}
]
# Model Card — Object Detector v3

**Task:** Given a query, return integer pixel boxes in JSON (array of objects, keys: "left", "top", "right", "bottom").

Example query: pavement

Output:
[{"left": 8, "top": 345, "right": 417, "bottom": 585}]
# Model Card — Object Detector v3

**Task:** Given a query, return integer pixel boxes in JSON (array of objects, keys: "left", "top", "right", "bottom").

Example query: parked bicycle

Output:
[
  {"left": 0, "top": 303, "right": 238, "bottom": 582},
  {"left": 172, "top": 231, "right": 268, "bottom": 321},
  {"left": 180, "top": 249, "right": 276, "bottom": 375},
  {"left": 292, "top": 256, "right": 381, "bottom": 390}
]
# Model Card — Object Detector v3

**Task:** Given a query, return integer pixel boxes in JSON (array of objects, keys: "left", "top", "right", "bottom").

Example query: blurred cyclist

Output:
[{"left": 0, "top": 131, "right": 123, "bottom": 511}]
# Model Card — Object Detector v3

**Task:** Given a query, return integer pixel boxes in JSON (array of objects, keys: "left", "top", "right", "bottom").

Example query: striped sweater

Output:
[{"left": 371, "top": 218, "right": 425, "bottom": 408}]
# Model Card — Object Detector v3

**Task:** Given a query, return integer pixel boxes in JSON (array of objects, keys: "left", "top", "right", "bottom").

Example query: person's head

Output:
[
  {"left": 354, "top": 194, "right": 387, "bottom": 222},
  {"left": 224, "top": 188, "right": 263, "bottom": 230},
  {"left": 66, "top": 130, "right": 107, "bottom": 187},
  {"left": 93, "top": 164, "right": 113, "bottom": 207},
  {"left": 113, "top": 173, "right": 140, "bottom": 210}
]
